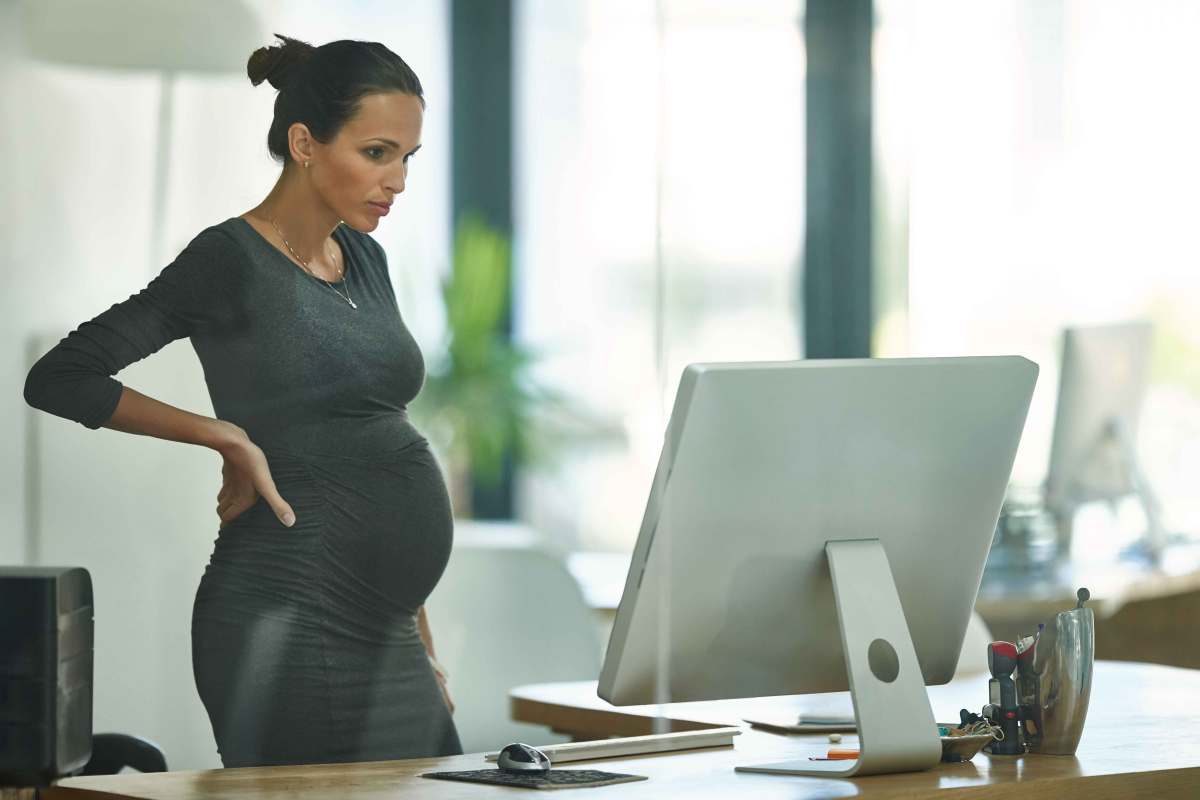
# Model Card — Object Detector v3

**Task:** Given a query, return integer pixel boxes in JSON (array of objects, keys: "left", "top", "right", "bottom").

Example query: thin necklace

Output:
[{"left": 269, "top": 217, "right": 358, "bottom": 309}]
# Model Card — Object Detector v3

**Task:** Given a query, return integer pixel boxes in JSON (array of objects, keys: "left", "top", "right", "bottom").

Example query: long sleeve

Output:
[{"left": 23, "top": 227, "right": 232, "bottom": 430}]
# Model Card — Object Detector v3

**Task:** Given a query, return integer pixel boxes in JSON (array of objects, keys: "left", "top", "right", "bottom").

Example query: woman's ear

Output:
[{"left": 287, "top": 122, "right": 316, "bottom": 165}]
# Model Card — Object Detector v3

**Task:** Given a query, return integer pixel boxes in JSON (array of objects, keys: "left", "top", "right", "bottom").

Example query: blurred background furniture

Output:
[
  {"left": 423, "top": 523, "right": 603, "bottom": 754},
  {"left": 977, "top": 542, "right": 1200, "bottom": 667},
  {"left": 1091, "top": 579, "right": 1200, "bottom": 669}
]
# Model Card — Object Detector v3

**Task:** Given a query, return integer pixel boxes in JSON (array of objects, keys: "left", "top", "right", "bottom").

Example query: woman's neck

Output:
[{"left": 247, "top": 167, "right": 341, "bottom": 263}]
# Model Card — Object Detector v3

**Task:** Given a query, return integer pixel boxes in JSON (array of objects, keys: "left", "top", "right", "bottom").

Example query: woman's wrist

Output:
[
  {"left": 428, "top": 654, "right": 449, "bottom": 681},
  {"left": 205, "top": 419, "right": 248, "bottom": 454}
]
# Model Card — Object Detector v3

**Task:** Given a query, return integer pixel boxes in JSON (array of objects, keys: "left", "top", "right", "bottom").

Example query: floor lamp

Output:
[{"left": 18, "top": 0, "right": 264, "bottom": 273}]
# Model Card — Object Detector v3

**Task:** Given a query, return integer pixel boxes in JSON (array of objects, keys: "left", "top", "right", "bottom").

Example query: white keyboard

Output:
[{"left": 483, "top": 727, "right": 742, "bottom": 764}]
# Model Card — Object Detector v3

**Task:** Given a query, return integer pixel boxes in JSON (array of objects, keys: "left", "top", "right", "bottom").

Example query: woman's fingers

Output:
[
  {"left": 217, "top": 495, "right": 255, "bottom": 526},
  {"left": 220, "top": 438, "right": 295, "bottom": 528},
  {"left": 254, "top": 469, "right": 295, "bottom": 527}
]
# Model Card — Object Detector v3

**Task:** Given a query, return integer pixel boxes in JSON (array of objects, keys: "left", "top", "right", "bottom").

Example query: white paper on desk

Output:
[
  {"left": 743, "top": 716, "right": 857, "bottom": 733},
  {"left": 744, "top": 696, "right": 856, "bottom": 733}
]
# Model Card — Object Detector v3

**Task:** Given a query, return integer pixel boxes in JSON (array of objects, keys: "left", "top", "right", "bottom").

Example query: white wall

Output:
[{"left": 2, "top": 0, "right": 450, "bottom": 770}]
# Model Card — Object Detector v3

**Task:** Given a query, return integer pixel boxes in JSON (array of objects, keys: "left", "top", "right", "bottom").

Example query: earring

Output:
[{"left": 304, "top": 161, "right": 310, "bottom": 169}]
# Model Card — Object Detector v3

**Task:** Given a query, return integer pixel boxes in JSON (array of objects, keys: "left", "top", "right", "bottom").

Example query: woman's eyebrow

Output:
[{"left": 364, "top": 138, "right": 422, "bottom": 156}]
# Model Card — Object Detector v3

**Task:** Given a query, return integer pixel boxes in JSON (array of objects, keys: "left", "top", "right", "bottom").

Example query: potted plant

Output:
[{"left": 410, "top": 213, "right": 614, "bottom": 519}]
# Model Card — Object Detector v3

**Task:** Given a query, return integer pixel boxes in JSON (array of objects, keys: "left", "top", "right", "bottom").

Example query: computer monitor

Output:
[
  {"left": 598, "top": 357, "right": 1038, "bottom": 777},
  {"left": 1044, "top": 321, "right": 1162, "bottom": 557}
]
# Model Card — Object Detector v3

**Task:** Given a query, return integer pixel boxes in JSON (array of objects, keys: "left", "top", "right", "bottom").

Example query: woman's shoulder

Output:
[
  {"left": 153, "top": 219, "right": 254, "bottom": 294},
  {"left": 204, "top": 216, "right": 261, "bottom": 256},
  {"left": 171, "top": 218, "right": 252, "bottom": 264}
]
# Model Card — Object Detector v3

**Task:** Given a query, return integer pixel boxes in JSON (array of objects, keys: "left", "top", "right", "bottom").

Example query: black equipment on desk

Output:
[
  {"left": 0, "top": 567, "right": 94, "bottom": 787},
  {"left": 982, "top": 640, "right": 1024, "bottom": 755}
]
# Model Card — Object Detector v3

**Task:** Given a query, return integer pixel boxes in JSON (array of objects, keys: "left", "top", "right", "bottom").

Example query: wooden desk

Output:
[
  {"left": 47, "top": 661, "right": 1199, "bottom": 798},
  {"left": 510, "top": 661, "right": 1200, "bottom": 797}
]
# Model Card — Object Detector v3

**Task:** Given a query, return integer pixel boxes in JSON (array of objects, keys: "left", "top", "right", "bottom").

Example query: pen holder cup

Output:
[{"left": 1026, "top": 606, "right": 1094, "bottom": 755}]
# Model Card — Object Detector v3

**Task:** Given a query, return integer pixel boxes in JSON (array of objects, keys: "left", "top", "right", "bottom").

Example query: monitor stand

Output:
[
  {"left": 735, "top": 538, "right": 943, "bottom": 777},
  {"left": 1057, "top": 418, "right": 1171, "bottom": 564},
  {"left": 1108, "top": 418, "right": 1167, "bottom": 563}
]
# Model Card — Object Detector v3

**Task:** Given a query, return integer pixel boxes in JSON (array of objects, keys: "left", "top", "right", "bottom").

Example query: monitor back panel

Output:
[{"left": 599, "top": 357, "right": 1038, "bottom": 705}]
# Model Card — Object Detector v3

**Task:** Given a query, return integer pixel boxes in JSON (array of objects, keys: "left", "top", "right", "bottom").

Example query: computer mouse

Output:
[{"left": 497, "top": 742, "right": 551, "bottom": 773}]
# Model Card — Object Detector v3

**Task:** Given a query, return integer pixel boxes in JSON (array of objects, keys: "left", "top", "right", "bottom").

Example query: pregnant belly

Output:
[{"left": 198, "top": 439, "right": 455, "bottom": 630}]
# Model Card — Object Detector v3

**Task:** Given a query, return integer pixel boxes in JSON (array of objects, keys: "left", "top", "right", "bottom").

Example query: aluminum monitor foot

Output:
[{"left": 736, "top": 539, "right": 942, "bottom": 777}]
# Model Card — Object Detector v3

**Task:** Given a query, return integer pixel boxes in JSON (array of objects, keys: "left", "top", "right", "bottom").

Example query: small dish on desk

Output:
[{"left": 936, "top": 724, "right": 993, "bottom": 763}]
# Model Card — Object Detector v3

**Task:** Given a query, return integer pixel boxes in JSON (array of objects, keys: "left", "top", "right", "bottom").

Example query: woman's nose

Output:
[{"left": 386, "top": 172, "right": 405, "bottom": 196}]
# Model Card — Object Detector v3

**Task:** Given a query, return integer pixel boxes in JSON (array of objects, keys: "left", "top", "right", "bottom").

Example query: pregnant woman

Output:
[{"left": 23, "top": 34, "right": 462, "bottom": 766}]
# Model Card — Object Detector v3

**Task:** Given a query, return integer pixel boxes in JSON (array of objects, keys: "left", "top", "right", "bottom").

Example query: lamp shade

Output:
[{"left": 19, "top": 0, "right": 263, "bottom": 73}]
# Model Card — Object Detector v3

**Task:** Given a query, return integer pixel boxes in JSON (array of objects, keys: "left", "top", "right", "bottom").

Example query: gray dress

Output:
[{"left": 23, "top": 217, "right": 462, "bottom": 767}]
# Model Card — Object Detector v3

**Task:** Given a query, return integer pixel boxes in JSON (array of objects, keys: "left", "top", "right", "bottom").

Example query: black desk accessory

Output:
[
  {"left": 0, "top": 568, "right": 93, "bottom": 788},
  {"left": 423, "top": 769, "right": 647, "bottom": 789}
]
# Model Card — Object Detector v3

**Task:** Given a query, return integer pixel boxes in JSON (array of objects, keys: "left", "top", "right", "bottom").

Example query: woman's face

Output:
[{"left": 304, "top": 90, "right": 424, "bottom": 231}]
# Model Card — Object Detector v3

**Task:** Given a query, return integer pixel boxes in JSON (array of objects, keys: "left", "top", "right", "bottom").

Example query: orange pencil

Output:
[{"left": 809, "top": 748, "right": 859, "bottom": 761}]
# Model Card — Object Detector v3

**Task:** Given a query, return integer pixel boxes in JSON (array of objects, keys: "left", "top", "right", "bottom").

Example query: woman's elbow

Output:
[
  {"left": 23, "top": 352, "right": 76, "bottom": 415},
  {"left": 23, "top": 358, "right": 52, "bottom": 412},
  {"left": 23, "top": 353, "right": 120, "bottom": 430}
]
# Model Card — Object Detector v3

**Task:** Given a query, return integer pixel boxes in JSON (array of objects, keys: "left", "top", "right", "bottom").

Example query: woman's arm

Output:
[
  {"left": 416, "top": 605, "right": 438, "bottom": 659},
  {"left": 23, "top": 226, "right": 297, "bottom": 528},
  {"left": 107, "top": 387, "right": 296, "bottom": 528},
  {"left": 23, "top": 226, "right": 231, "bottom": 431},
  {"left": 417, "top": 606, "right": 454, "bottom": 713},
  {"left": 103, "top": 385, "right": 235, "bottom": 449}
]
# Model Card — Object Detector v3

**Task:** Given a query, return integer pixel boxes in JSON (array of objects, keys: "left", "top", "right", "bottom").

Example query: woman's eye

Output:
[{"left": 365, "top": 147, "right": 385, "bottom": 159}]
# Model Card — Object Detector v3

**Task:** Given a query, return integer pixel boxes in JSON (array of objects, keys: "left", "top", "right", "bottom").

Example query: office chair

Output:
[
  {"left": 80, "top": 733, "right": 167, "bottom": 775},
  {"left": 424, "top": 523, "right": 602, "bottom": 753}
]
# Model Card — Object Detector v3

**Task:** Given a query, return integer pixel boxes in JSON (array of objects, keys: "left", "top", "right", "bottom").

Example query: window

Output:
[
  {"left": 875, "top": 0, "right": 1200, "bottom": 550},
  {"left": 516, "top": 0, "right": 806, "bottom": 551}
]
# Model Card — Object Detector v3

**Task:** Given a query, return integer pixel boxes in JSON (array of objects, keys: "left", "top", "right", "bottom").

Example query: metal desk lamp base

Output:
[{"left": 735, "top": 539, "right": 943, "bottom": 777}]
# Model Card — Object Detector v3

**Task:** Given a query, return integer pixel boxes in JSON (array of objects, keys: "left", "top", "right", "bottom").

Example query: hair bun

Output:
[{"left": 247, "top": 33, "right": 316, "bottom": 91}]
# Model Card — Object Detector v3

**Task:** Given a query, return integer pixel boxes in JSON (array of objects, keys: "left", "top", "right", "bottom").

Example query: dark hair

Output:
[{"left": 246, "top": 33, "right": 425, "bottom": 166}]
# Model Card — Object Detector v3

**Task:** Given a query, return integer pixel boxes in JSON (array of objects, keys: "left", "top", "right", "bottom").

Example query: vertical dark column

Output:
[
  {"left": 802, "top": 0, "right": 873, "bottom": 359},
  {"left": 451, "top": 0, "right": 515, "bottom": 518}
]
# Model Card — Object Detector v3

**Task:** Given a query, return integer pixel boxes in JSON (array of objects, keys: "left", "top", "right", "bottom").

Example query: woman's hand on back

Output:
[{"left": 213, "top": 421, "right": 296, "bottom": 529}]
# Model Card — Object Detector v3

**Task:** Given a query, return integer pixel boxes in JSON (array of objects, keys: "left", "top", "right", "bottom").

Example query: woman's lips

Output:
[{"left": 368, "top": 202, "right": 390, "bottom": 216}]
